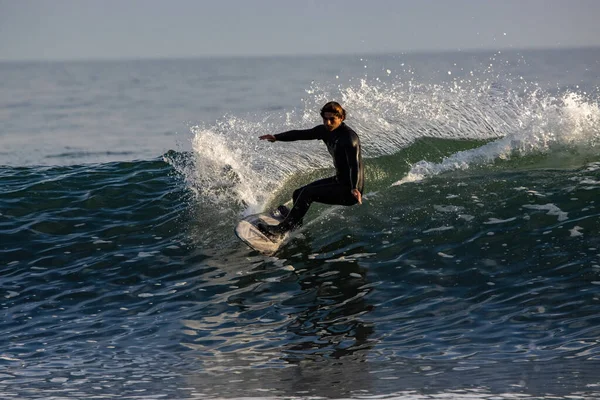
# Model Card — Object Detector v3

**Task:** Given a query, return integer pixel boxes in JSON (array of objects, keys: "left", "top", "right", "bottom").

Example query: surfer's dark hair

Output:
[{"left": 320, "top": 101, "right": 346, "bottom": 120}]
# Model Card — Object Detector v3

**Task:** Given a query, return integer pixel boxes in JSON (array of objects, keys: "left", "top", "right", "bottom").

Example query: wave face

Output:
[{"left": 1, "top": 49, "right": 600, "bottom": 399}]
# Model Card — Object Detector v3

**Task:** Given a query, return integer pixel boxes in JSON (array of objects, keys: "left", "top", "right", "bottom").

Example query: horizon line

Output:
[{"left": 1, "top": 44, "right": 599, "bottom": 64}]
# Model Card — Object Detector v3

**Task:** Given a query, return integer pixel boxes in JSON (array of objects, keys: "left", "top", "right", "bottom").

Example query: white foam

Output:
[
  {"left": 522, "top": 203, "right": 569, "bottom": 222},
  {"left": 580, "top": 178, "right": 600, "bottom": 185},
  {"left": 484, "top": 217, "right": 517, "bottom": 224},
  {"left": 570, "top": 226, "right": 584, "bottom": 237},
  {"left": 424, "top": 226, "right": 454, "bottom": 233},
  {"left": 434, "top": 205, "right": 465, "bottom": 213}
]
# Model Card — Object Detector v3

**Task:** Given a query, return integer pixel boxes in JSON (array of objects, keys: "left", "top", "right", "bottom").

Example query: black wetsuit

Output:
[{"left": 270, "top": 122, "right": 364, "bottom": 233}]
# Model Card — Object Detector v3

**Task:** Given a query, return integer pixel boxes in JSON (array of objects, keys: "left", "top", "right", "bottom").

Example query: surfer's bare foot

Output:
[{"left": 257, "top": 222, "right": 284, "bottom": 242}]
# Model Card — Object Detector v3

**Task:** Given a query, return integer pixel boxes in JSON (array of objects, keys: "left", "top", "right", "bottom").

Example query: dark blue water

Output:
[{"left": 1, "top": 48, "right": 600, "bottom": 399}]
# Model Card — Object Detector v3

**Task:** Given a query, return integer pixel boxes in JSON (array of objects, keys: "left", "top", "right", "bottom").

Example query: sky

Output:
[{"left": 1, "top": 0, "right": 600, "bottom": 61}]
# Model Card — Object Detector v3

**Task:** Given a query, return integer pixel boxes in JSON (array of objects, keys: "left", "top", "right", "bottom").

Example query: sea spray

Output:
[
  {"left": 171, "top": 116, "right": 332, "bottom": 219},
  {"left": 169, "top": 54, "right": 599, "bottom": 215},
  {"left": 393, "top": 91, "right": 600, "bottom": 185}
]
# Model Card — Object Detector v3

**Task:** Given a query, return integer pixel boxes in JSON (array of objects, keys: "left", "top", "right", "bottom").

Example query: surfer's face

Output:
[{"left": 322, "top": 112, "right": 343, "bottom": 131}]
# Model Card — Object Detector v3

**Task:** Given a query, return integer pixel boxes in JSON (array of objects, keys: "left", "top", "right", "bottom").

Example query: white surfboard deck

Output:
[{"left": 235, "top": 213, "right": 289, "bottom": 255}]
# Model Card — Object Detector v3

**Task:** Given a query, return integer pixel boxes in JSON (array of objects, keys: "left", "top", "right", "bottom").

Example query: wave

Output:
[
  {"left": 167, "top": 73, "right": 600, "bottom": 217},
  {"left": 0, "top": 158, "right": 185, "bottom": 241}
]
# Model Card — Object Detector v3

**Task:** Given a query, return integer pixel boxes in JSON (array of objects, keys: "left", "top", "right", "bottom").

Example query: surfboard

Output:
[{"left": 235, "top": 212, "right": 289, "bottom": 255}]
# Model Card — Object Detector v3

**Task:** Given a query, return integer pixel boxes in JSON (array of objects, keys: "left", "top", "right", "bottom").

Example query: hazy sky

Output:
[{"left": 1, "top": 0, "right": 599, "bottom": 61}]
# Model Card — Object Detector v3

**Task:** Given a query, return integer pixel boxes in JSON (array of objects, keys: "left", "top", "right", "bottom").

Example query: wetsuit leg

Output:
[{"left": 276, "top": 176, "right": 357, "bottom": 232}]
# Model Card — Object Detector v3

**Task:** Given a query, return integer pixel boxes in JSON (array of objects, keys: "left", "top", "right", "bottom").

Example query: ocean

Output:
[{"left": 1, "top": 47, "right": 599, "bottom": 399}]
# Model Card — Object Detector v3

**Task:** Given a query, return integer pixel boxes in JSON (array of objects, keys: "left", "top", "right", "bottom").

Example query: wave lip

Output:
[{"left": 393, "top": 92, "right": 600, "bottom": 185}]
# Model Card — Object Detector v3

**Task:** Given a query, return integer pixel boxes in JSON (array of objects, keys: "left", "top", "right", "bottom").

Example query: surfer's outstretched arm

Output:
[{"left": 259, "top": 126, "right": 326, "bottom": 143}]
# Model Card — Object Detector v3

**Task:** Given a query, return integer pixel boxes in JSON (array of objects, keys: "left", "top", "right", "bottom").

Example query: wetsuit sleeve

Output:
[
  {"left": 344, "top": 135, "right": 361, "bottom": 191},
  {"left": 274, "top": 125, "right": 325, "bottom": 141}
]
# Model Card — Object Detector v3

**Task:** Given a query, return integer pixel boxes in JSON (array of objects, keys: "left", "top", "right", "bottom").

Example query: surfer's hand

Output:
[
  {"left": 351, "top": 189, "right": 362, "bottom": 205},
  {"left": 259, "top": 134, "right": 277, "bottom": 142}
]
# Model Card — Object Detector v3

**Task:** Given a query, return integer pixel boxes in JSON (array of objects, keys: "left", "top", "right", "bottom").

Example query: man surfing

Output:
[{"left": 258, "top": 101, "right": 364, "bottom": 241}]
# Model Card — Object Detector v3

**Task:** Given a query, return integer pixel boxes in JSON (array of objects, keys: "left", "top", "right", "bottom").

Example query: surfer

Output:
[{"left": 257, "top": 101, "right": 364, "bottom": 240}]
